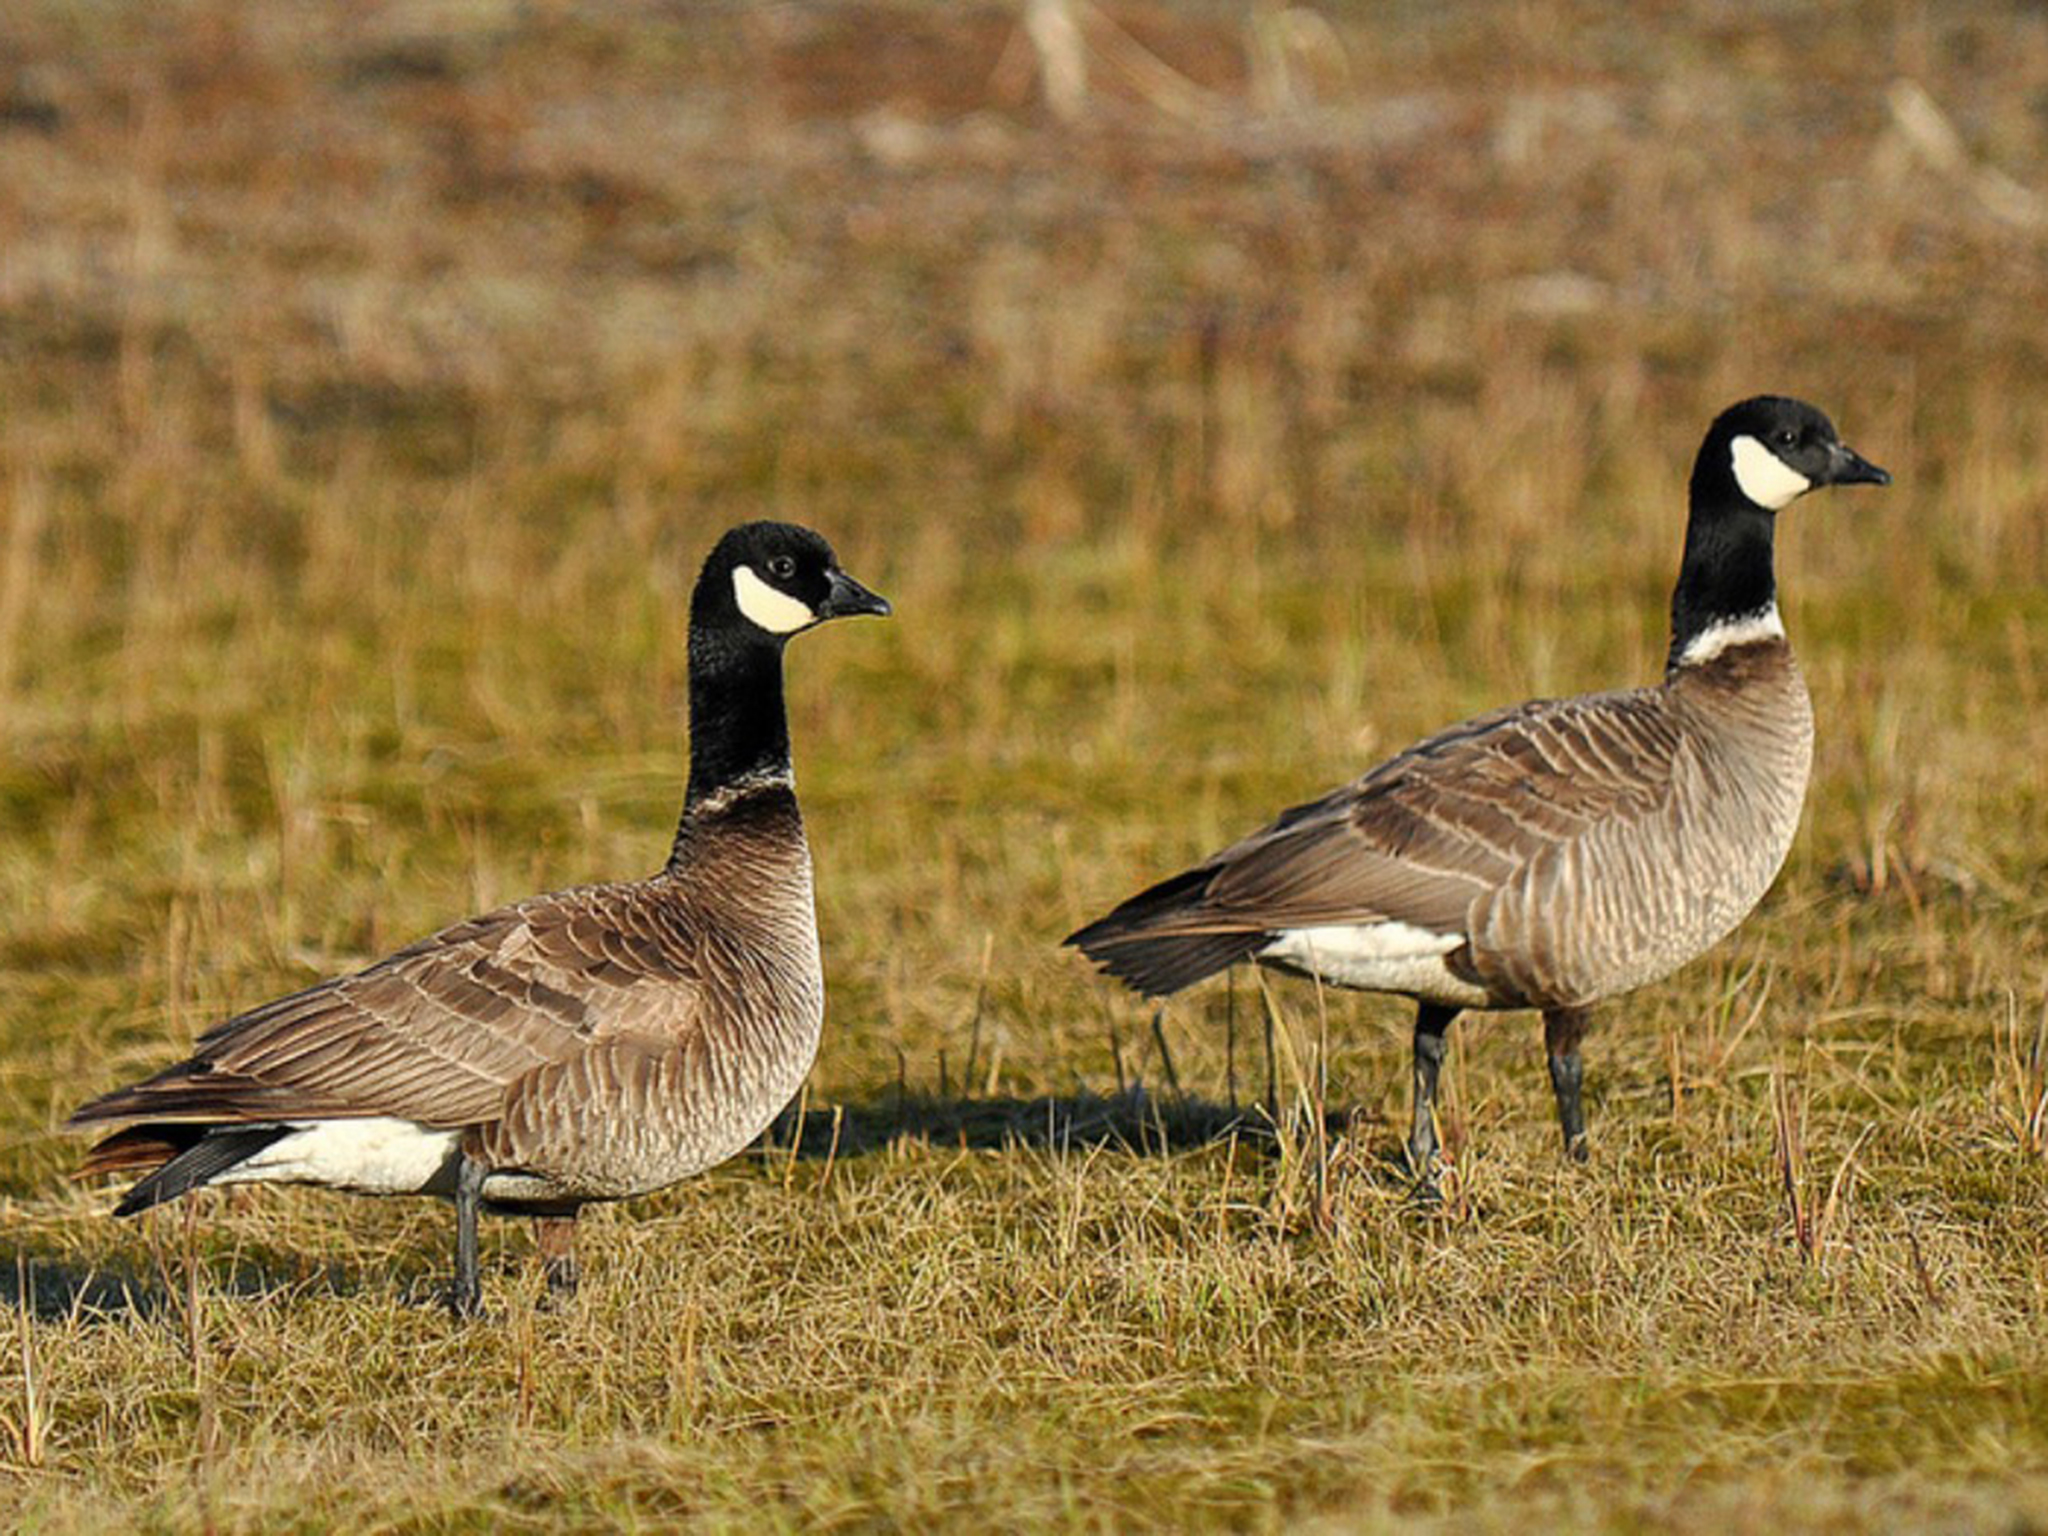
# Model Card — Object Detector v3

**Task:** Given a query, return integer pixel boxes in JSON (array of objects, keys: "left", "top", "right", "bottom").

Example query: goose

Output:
[
  {"left": 1066, "top": 396, "right": 1888, "bottom": 1182},
  {"left": 70, "top": 521, "right": 890, "bottom": 1314}
]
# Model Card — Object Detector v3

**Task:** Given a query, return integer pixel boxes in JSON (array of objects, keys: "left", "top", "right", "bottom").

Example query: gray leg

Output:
[
  {"left": 450, "top": 1154, "right": 486, "bottom": 1319},
  {"left": 1408, "top": 1002, "right": 1458, "bottom": 1185},
  {"left": 1543, "top": 1007, "right": 1592, "bottom": 1162},
  {"left": 535, "top": 1214, "right": 579, "bottom": 1297}
]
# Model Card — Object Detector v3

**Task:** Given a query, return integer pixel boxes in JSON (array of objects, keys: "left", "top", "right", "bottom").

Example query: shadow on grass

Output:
[
  {"left": 0, "top": 1251, "right": 166, "bottom": 1321},
  {"left": 10, "top": 1089, "right": 1393, "bottom": 1324},
  {"left": 767, "top": 1084, "right": 1386, "bottom": 1162},
  {"left": 0, "top": 1244, "right": 365, "bottom": 1323}
]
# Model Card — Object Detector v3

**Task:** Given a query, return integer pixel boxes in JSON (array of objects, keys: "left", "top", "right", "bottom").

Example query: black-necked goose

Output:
[
  {"left": 71, "top": 521, "right": 890, "bottom": 1314},
  {"left": 1067, "top": 397, "right": 1889, "bottom": 1180}
]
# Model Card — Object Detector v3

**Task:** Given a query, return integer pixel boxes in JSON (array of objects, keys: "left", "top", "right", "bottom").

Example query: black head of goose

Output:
[
  {"left": 1066, "top": 396, "right": 1888, "bottom": 1184},
  {"left": 70, "top": 521, "right": 890, "bottom": 1315}
]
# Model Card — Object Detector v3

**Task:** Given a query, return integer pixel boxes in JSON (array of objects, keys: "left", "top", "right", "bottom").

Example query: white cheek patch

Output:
[
  {"left": 1730, "top": 435, "right": 1812, "bottom": 510},
  {"left": 733, "top": 565, "right": 817, "bottom": 634}
]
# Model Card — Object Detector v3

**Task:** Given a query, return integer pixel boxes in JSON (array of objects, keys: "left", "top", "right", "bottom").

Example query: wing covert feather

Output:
[{"left": 1186, "top": 689, "right": 1685, "bottom": 933}]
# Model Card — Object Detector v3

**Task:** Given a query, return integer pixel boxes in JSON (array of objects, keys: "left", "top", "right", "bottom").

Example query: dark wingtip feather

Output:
[
  {"left": 1065, "top": 865, "right": 1267, "bottom": 997},
  {"left": 1063, "top": 865, "right": 1218, "bottom": 950},
  {"left": 88, "top": 1125, "right": 292, "bottom": 1217},
  {"left": 75, "top": 1126, "right": 193, "bottom": 1178},
  {"left": 1072, "top": 930, "right": 1268, "bottom": 997}
]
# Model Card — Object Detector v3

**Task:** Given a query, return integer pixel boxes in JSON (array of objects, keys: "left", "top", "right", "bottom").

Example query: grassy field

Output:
[{"left": 2, "top": 0, "right": 2047, "bottom": 1529}]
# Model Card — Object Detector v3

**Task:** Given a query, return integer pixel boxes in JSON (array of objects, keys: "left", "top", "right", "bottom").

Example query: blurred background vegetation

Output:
[{"left": 0, "top": 1, "right": 2045, "bottom": 1529}]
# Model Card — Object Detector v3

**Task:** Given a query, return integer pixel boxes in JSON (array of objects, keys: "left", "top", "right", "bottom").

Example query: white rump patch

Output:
[
  {"left": 1260, "top": 922, "right": 1487, "bottom": 1007},
  {"left": 1730, "top": 435, "right": 1812, "bottom": 510},
  {"left": 212, "top": 1117, "right": 461, "bottom": 1197},
  {"left": 733, "top": 565, "right": 817, "bottom": 634},
  {"left": 1676, "top": 603, "right": 1785, "bottom": 667}
]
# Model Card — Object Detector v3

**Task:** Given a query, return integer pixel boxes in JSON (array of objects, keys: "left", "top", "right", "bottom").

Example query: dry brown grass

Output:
[{"left": 1, "top": 0, "right": 2047, "bottom": 1529}]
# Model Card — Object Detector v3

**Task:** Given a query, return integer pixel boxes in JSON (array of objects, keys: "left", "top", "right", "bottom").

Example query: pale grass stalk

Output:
[
  {"left": 1253, "top": 967, "right": 1349, "bottom": 1232},
  {"left": 513, "top": 1298, "right": 536, "bottom": 1431},
  {"left": 1249, "top": 973, "right": 1303, "bottom": 1226},
  {"left": 1224, "top": 967, "right": 1239, "bottom": 1112},
  {"left": 821, "top": 1102, "right": 846, "bottom": 1187},
  {"left": 1814, "top": 1124, "right": 1875, "bottom": 1270},
  {"left": 1772, "top": 1069, "right": 1811, "bottom": 1259},
  {"left": 1026, "top": 0, "right": 1233, "bottom": 129},
  {"left": 1305, "top": 946, "right": 1332, "bottom": 1232},
  {"left": 1886, "top": 80, "right": 2048, "bottom": 231},
  {"left": 1773, "top": 1066, "right": 1872, "bottom": 1268},
  {"left": 1993, "top": 990, "right": 2048, "bottom": 1159},
  {"left": 182, "top": 1202, "right": 219, "bottom": 1496},
  {"left": 1903, "top": 1226, "right": 1944, "bottom": 1311},
  {"left": 962, "top": 931, "right": 995, "bottom": 1091},
  {"left": 670, "top": 1291, "right": 702, "bottom": 1430},
  {"left": 0, "top": 473, "right": 49, "bottom": 702},
  {"left": 1432, "top": 1018, "right": 1470, "bottom": 1225},
  {"left": 1701, "top": 956, "right": 1773, "bottom": 1084},
  {"left": 1246, "top": 3, "right": 1350, "bottom": 114},
  {"left": 1021, "top": 0, "right": 1088, "bottom": 124},
  {"left": 1260, "top": 970, "right": 1278, "bottom": 1123},
  {"left": 783, "top": 1079, "right": 810, "bottom": 1190},
  {"left": 1710, "top": 969, "right": 1774, "bottom": 1082},
  {"left": 6, "top": 1255, "right": 45, "bottom": 1471}
]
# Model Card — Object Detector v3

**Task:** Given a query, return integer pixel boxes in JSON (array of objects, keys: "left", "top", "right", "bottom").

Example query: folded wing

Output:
[
  {"left": 71, "top": 883, "right": 711, "bottom": 1133},
  {"left": 1066, "top": 688, "right": 1683, "bottom": 995}
]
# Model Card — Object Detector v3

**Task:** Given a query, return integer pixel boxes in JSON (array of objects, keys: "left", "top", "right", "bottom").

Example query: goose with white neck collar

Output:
[
  {"left": 1068, "top": 396, "right": 1890, "bottom": 1184},
  {"left": 71, "top": 521, "right": 891, "bottom": 1315}
]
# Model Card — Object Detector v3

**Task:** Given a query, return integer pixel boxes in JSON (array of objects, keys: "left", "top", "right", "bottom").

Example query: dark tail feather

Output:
[
  {"left": 76, "top": 1125, "right": 201, "bottom": 1178},
  {"left": 1070, "top": 930, "right": 1268, "bottom": 996},
  {"left": 81, "top": 1124, "right": 292, "bottom": 1217},
  {"left": 1065, "top": 865, "right": 1268, "bottom": 997}
]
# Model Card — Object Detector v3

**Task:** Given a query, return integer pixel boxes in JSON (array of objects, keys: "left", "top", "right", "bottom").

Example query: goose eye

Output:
[
  {"left": 1774, "top": 428, "right": 1798, "bottom": 449},
  {"left": 767, "top": 555, "right": 797, "bottom": 580}
]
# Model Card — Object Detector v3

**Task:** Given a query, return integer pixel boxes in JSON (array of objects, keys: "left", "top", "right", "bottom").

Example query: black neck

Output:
[
  {"left": 1667, "top": 458, "right": 1779, "bottom": 673},
  {"left": 681, "top": 628, "right": 791, "bottom": 815}
]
